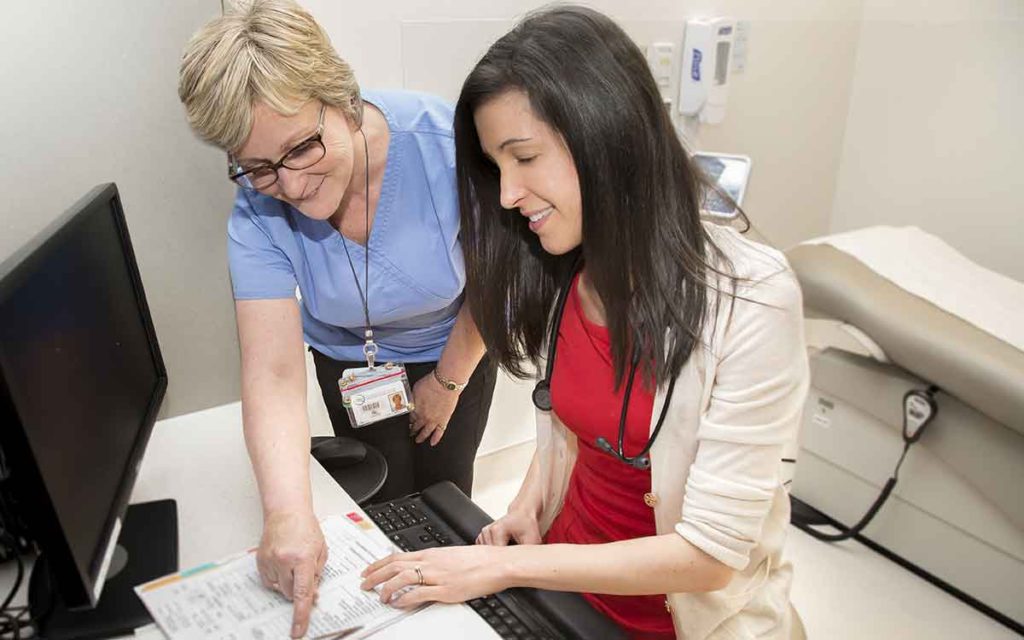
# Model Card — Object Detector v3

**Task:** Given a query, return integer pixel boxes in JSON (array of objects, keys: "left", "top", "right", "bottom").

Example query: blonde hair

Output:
[{"left": 178, "top": 0, "right": 361, "bottom": 152}]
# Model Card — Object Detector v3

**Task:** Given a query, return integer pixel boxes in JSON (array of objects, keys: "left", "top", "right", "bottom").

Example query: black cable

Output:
[
  {"left": 792, "top": 387, "right": 938, "bottom": 543},
  {"left": 794, "top": 442, "right": 909, "bottom": 543},
  {"left": 0, "top": 527, "right": 34, "bottom": 639},
  {"left": 339, "top": 127, "right": 375, "bottom": 365},
  {"left": 0, "top": 550, "right": 21, "bottom": 612},
  {"left": 0, "top": 554, "right": 27, "bottom": 639},
  {"left": 0, "top": 612, "right": 19, "bottom": 640},
  {"left": 0, "top": 609, "right": 28, "bottom": 640}
]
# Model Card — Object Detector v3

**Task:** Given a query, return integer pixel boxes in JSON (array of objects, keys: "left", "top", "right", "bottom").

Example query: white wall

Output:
[
  {"left": 305, "top": 0, "right": 864, "bottom": 253},
  {"left": 829, "top": 0, "right": 1024, "bottom": 280},
  {"left": 0, "top": 1, "right": 239, "bottom": 419}
]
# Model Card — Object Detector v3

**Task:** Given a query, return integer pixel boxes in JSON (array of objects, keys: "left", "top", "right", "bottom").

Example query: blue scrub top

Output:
[{"left": 226, "top": 90, "right": 465, "bottom": 363}]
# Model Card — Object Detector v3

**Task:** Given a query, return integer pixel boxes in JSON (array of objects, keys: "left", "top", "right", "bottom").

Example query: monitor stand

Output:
[{"left": 28, "top": 499, "right": 178, "bottom": 640}]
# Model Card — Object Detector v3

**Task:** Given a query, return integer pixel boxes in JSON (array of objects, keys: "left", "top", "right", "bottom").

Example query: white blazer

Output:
[{"left": 534, "top": 223, "right": 809, "bottom": 639}]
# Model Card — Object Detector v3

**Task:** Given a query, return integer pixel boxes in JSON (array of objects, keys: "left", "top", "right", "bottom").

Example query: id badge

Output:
[{"left": 339, "top": 363, "right": 414, "bottom": 428}]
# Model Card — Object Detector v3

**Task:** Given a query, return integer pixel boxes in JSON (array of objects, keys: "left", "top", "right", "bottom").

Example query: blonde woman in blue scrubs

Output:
[{"left": 177, "top": 1, "right": 495, "bottom": 637}]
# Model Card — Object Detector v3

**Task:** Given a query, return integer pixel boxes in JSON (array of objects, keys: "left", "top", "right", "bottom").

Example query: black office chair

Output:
[{"left": 310, "top": 436, "right": 388, "bottom": 505}]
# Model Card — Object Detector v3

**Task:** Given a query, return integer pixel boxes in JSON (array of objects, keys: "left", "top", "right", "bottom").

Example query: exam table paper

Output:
[
  {"left": 135, "top": 515, "right": 406, "bottom": 639},
  {"left": 803, "top": 226, "right": 1024, "bottom": 352}
]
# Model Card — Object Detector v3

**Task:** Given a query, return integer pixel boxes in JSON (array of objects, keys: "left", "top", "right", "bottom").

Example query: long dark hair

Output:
[{"left": 455, "top": 5, "right": 735, "bottom": 387}]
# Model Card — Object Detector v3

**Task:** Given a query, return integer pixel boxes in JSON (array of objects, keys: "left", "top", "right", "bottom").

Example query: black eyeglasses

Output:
[{"left": 228, "top": 104, "right": 327, "bottom": 191}]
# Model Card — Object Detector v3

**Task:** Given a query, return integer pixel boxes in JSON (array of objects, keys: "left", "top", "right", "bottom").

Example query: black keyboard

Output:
[
  {"left": 366, "top": 497, "right": 561, "bottom": 639},
  {"left": 365, "top": 482, "right": 626, "bottom": 640},
  {"left": 366, "top": 500, "right": 455, "bottom": 549}
]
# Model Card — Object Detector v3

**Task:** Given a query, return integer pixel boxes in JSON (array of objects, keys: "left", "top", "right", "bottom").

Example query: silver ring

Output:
[{"left": 414, "top": 566, "right": 424, "bottom": 586}]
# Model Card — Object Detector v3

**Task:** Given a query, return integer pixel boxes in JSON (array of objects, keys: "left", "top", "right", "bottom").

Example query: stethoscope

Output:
[{"left": 531, "top": 255, "right": 677, "bottom": 470}]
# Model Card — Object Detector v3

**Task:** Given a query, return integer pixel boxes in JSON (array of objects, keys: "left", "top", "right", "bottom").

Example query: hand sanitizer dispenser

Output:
[{"left": 678, "top": 17, "right": 736, "bottom": 124}]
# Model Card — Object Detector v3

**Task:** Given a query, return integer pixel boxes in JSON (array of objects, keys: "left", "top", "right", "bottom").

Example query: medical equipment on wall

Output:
[
  {"left": 678, "top": 17, "right": 736, "bottom": 124},
  {"left": 645, "top": 42, "right": 674, "bottom": 90},
  {"left": 692, "top": 152, "right": 751, "bottom": 219},
  {"left": 531, "top": 254, "right": 677, "bottom": 470}
]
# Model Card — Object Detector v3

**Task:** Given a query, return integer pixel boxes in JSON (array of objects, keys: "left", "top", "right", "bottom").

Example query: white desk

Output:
[{"left": 3, "top": 402, "right": 496, "bottom": 639}]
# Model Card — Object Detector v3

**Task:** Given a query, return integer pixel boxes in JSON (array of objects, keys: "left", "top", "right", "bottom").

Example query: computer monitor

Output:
[
  {"left": 692, "top": 151, "right": 751, "bottom": 219},
  {"left": 0, "top": 183, "right": 175, "bottom": 636}
]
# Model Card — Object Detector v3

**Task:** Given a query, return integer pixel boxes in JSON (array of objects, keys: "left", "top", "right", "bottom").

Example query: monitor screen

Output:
[
  {"left": 692, "top": 152, "right": 751, "bottom": 218},
  {"left": 0, "top": 183, "right": 166, "bottom": 607}
]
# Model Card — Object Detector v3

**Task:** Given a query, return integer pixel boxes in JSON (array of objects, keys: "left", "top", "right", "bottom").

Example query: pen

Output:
[{"left": 310, "top": 625, "right": 363, "bottom": 640}]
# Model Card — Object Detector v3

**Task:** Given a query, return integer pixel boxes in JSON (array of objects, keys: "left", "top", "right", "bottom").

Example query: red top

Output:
[{"left": 543, "top": 274, "right": 675, "bottom": 639}]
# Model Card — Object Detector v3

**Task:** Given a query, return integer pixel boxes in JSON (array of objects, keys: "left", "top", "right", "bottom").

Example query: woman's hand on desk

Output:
[
  {"left": 258, "top": 510, "right": 328, "bottom": 638},
  {"left": 360, "top": 545, "right": 510, "bottom": 608}
]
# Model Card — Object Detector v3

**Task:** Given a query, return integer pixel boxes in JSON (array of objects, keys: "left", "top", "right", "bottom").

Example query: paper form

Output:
[{"left": 135, "top": 515, "right": 408, "bottom": 639}]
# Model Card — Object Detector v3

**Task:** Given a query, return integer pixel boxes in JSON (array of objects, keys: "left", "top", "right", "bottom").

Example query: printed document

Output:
[{"left": 135, "top": 514, "right": 406, "bottom": 639}]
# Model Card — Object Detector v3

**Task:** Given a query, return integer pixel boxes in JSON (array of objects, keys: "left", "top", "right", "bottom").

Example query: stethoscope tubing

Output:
[{"left": 532, "top": 254, "right": 675, "bottom": 469}]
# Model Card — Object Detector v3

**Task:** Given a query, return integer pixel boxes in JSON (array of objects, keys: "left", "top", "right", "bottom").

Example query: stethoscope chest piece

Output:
[{"left": 532, "top": 381, "right": 553, "bottom": 412}]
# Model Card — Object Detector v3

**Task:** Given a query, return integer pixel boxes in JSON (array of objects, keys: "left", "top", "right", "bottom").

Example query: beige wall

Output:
[
  {"left": 692, "top": 15, "right": 862, "bottom": 249},
  {"left": 829, "top": 0, "right": 1024, "bottom": 280}
]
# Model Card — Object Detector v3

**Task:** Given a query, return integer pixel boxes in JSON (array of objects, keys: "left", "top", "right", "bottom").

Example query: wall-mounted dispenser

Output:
[{"left": 678, "top": 17, "right": 736, "bottom": 124}]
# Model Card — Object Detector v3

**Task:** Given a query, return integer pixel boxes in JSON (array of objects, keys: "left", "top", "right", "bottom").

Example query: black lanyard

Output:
[{"left": 339, "top": 129, "right": 378, "bottom": 368}]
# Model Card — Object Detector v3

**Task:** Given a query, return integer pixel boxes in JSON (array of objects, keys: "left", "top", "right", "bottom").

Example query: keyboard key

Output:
[{"left": 390, "top": 534, "right": 409, "bottom": 550}]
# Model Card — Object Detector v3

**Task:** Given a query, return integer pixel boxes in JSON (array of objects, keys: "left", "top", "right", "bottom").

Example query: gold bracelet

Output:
[{"left": 432, "top": 369, "right": 466, "bottom": 393}]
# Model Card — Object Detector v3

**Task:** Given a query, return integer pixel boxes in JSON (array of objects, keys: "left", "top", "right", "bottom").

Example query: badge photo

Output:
[{"left": 339, "top": 363, "right": 414, "bottom": 428}]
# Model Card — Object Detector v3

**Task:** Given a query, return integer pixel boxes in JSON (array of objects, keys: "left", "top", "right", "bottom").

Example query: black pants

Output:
[{"left": 311, "top": 348, "right": 497, "bottom": 501}]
